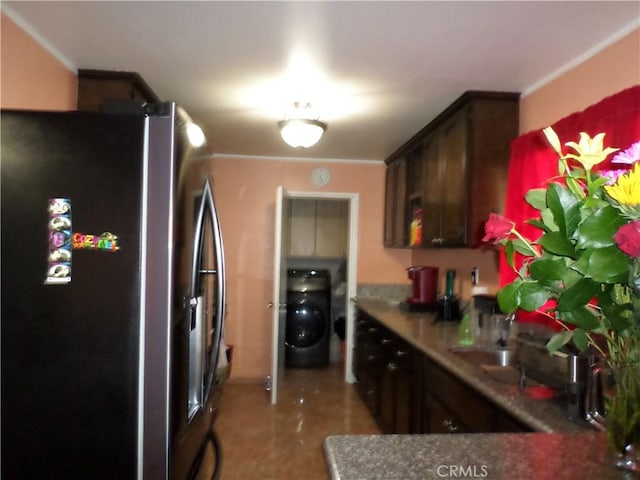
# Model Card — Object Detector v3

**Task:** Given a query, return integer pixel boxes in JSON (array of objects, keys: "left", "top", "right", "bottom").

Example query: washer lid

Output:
[{"left": 287, "top": 269, "right": 330, "bottom": 291}]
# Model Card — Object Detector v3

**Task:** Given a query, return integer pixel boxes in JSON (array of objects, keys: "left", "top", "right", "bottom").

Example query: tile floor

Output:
[{"left": 208, "top": 362, "right": 380, "bottom": 480}]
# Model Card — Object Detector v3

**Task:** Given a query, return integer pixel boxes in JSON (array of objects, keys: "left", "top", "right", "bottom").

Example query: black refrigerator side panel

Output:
[{"left": 1, "top": 111, "right": 145, "bottom": 479}]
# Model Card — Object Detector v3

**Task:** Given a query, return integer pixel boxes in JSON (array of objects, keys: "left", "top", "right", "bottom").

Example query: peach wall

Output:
[
  {"left": 1, "top": 13, "right": 76, "bottom": 110},
  {"left": 210, "top": 156, "right": 410, "bottom": 379},
  {"left": 520, "top": 28, "right": 640, "bottom": 133},
  {"left": 411, "top": 248, "right": 500, "bottom": 302}
]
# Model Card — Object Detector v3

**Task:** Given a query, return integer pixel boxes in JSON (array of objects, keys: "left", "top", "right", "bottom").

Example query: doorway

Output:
[
  {"left": 286, "top": 197, "right": 349, "bottom": 371},
  {"left": 271, "top": 190, "right": 359, "bottom": 404}
]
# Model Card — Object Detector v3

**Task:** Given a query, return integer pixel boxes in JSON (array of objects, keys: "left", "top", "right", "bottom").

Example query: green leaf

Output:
[
  {"left": 588, "top": 175, "right": 609, "bottom": 197},
  {"left": 504, "top": 240, "right": 515, "bottom": 270},
  {"left": 512, "top": 238, "right": 538, "bottom": 257},
  {"left": 598, "top": 288, "right": 634, "bottom": 334},
  {"left": 546, "top": 183, "right": 581, "bottom": 236},
  {"left": 497, "top": 281, "right": 521, "bottom": 313},
  {"left": 540, "top": 208, "right": 559, "bottom": 232},
  {"left": 565, "top": 176, "right": 586, "bottom": 200},
  {"left": 546, "top": 331, "right": 572, "bottom": 353},
  {"left": 526, "top": 218, "right": 550, "bottom": 233},
  {"left": 575, "top": 205, "right": 627, "bottom": 249},
  {"left": 572, "top": 247, "right": 631, "bottom": 283},
  {"left": 605, "top": 311, "right": 633, "bottom": 334},
  {"left": 518, "top": 281, "right": 550, "bottom": 311},
  {"left": 562, "top": 267, "right": 583, "bottom": 289},
  {"left": 529, "top": 257, "right": 567, "bottom": 286},
  {"left": 582, "top": 195, "right": 609, "bottom": 210},
  {"left": 557, "top": 306, "right": 600, "bottom": 330},
  {"left": 538, "top": 231, "right": 576, "bottom": 258},
  {"left": 571, "top": 328, "right": 588, "bottom": 351},
  {"left": 525, "top": 188, "right": 547, "bottom": 211},
  {"left": 556, "top": 277, "right": 600, "bottom": 311}
]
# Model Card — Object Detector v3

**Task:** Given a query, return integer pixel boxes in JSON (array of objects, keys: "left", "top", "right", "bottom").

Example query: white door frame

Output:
[
  {"left": 271, "top": 186, "right": 289, "bottom": 405},
  {"left": 284, "top": 190, "right": 359, "bottom": 383}
]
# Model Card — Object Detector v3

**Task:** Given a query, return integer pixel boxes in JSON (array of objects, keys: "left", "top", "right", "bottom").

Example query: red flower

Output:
[
  {"left": 482, "top": 213, "right": 515, "bottom": 245},
  {"left": 614, "top": 220, "right": 640, "bottom": 257}
]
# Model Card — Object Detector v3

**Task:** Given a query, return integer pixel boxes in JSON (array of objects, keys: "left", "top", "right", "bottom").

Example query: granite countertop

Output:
[
  {"left": 324, "top": 432, "right": 630, "bottom": 480},
  {"left": 352, "top": 297, "right": 594, "bottom": 434}
]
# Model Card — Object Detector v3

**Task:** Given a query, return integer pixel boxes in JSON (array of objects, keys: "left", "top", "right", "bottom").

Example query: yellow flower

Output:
[
  {"left": 605, "top": 162, "right": 640, "bottom": 206},
  {"left": 564, "top": 132, "right": 619, "bottom": 171},
  {"left": 543, "top": 126, "right": 563, "bottom": 156}
]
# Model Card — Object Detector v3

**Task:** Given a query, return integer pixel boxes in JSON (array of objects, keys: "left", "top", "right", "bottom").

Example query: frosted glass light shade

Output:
[{"left": 279, "top": 119, "right": 327, "bottom": 148}]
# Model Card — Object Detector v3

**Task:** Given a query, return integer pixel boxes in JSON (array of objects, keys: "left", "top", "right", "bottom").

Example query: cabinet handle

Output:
[
  {"left": 443, "top": 418, "right": 459, "bottom": 433},
  {"left": 431, "top": 237, "right": 444, "bottom": 245},
  {"left": 367, "top": 354, "right": 377, "bottom": 362},
  {"left": 381, "top": 338, "right": 392, "bottom": 345},
  {"left": 386, "top": 362, "right": 398, "bottom": 371},
  {"left": 395, "top": 350, "right": 408, "bottom": 357},
  {"left": 368, "top": 327, "right": 378, "bottom": 334}
]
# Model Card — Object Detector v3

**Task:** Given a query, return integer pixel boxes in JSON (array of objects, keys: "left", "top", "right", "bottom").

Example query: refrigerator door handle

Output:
[
  {"left": 206, "top": 177, "right": 226, "bottom": 394},
  {"left": 187, "top": 178, "right": 226, "bottom": 417}
]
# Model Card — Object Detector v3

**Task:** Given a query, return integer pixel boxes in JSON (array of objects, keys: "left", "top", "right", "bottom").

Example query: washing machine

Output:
[{"left": 285, "top": 269, "right": 331, "bottom": 368}]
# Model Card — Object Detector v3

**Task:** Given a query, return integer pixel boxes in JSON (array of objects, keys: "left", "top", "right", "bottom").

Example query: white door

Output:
[{"left": 271, "top": 186, "right": 289, "bottom": 404}]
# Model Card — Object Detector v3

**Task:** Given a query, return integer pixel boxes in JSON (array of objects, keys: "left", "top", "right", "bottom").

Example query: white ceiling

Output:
[{"left": 4, "top": 1, "right": 639, "bottom": 161}]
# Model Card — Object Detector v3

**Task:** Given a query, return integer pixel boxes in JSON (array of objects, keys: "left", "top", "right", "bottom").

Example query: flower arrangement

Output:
[
  {"left": 483, "top": 129, "right": 639, "bottom": 356},
  {"left": 483, "top": 128, "right": 640, "bottom": 470}
]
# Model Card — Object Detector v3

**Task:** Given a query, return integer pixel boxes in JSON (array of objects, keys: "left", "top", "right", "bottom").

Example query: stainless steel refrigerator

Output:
[{"left": 1, "top": 102, "right": 227, "bottom": 479}]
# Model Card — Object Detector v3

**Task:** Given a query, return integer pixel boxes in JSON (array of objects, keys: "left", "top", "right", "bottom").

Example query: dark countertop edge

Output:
[{"left": 352, "top": 297, "right": 593, "bottom": 434}]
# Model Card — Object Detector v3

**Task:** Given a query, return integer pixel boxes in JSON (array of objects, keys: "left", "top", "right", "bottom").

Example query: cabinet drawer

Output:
[
  {"left": 423, "top": 358, "right": 494, "bottom": 432},
  {"left": 379, "top": 333, "right": 413, "bottom": 373},
  {"left": 426, "top": 394, "right": 470, "bottom": 434}
]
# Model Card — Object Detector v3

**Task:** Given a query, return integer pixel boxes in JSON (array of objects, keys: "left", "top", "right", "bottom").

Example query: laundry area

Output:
[{"left": 284, "top": 197, "right": 350, "bottom": 370}]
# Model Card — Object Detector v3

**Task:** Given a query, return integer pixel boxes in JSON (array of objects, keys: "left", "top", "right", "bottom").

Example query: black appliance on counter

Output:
[{"left": 1, "top": 104, "right": 227, "bottom": 479}]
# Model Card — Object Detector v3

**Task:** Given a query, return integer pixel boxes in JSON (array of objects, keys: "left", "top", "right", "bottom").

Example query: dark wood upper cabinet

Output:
[
  {"left": 383, "top": 91, "right": 519, "bottom": 248},
  {"left": 77, "top": 69, "right": 160, "bottom": 112},
  {"left": 383, "top": 156, "right": 408, "bottom": 247}
]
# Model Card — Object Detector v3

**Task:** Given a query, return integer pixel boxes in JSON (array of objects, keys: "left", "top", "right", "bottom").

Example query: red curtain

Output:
[{"left": 500, "top": 85, "right": 640, "bottom": 328}]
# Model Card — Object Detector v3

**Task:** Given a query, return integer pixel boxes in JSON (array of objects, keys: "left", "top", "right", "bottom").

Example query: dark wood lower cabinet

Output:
[
  {"left": 354, "top": 311, "right": 419, "bottom": 434},
  {"left": 379, "top": 342, "right": 415, "bottom": 434},
  {"left": 425, "top": 394, "right": 469, "bottom": 434},
  {"left": 422, "top": 356, "right": 529, "bottom": 433},
  {"left": 354, "top": 308, "right": 532, "bottom": 434},
  {"left": 354, "top": 319, "right": 381, "bottom": 415}
]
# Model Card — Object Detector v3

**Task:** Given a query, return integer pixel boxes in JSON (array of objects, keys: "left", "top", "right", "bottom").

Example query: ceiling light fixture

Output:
[
  {"left": 279, "top": 102, "right": 327, "bottom": 149},
  {"left": 186, "top": 122, "right": 206, "bottom": 148}
]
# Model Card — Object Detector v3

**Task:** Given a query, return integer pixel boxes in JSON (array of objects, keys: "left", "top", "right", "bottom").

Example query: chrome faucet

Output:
[{"left": 495, "top": 312, "right": 516, "bottom": 348}]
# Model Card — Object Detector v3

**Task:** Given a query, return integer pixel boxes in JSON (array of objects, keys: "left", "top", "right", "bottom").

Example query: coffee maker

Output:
[{"left": 401, "top": 266, "right": 438, "bottom": 311}]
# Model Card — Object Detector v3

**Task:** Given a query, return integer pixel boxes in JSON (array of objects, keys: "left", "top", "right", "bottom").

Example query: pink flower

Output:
[
  {"left": 600, "top": 168, "right": 630, "bottom": 185},
  {"left": 482, "top": 213, "right": 515, "bottom": 245},
  {"left": 612, "top": 141, "right": 640, "bottom": 165},
  {"left": 614, "top": 220, "right": 640, "bottom": 257}
]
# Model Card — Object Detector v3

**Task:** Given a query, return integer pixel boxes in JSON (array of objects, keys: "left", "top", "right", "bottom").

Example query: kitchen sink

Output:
[{"left": 449, "top": 347, "right": 515, "bottom": 367}]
